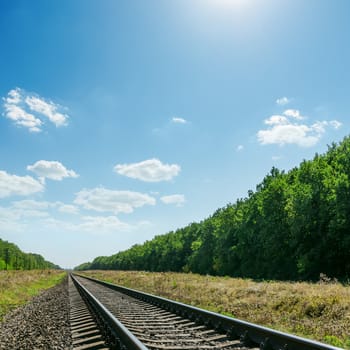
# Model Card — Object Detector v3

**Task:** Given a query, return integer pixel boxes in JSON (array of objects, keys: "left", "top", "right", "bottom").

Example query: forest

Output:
[
  {"left": 75, "top": 136, "right": 350, "bottom": 281},
  {"left": 0, "top": 238, "right": 59, "bottom": 270}
]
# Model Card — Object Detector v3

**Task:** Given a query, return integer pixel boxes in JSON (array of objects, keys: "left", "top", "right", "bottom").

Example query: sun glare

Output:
[
  {"left": 212, "top": 0, "right": 250, "bottom": 9},
  {"left": 203, "top": 0, "right": 255, "bottom": 16}
]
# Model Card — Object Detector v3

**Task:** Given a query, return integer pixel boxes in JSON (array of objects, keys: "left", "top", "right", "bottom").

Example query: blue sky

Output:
[{"left": 1, "top": 0, "right": 349, "bottom": 268}]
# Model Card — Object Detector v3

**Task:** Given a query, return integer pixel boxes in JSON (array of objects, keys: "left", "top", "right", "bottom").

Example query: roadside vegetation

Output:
[
  {"left": 0, "top": 270, "right": 66, "bottom": 321},
  {"left": 79, "top": 270, "right": 350, "bottom": 349}
]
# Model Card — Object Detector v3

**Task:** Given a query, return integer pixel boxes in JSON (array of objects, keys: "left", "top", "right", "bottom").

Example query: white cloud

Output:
[
  {"left": 25, "top": 96, "right": 68, "bottom": 127},
  {"left": 257, "top": 109, "right": 342, "bottom": 148},
  {"left": 12, "top": 199, "right": 51, "bottom": 211},
  {"left": 37, "top": 215, "right": 145, "bottom": 236},
  {"left": 6, "top": 89, "right": 21, "bottom": 104},
  {"left": 74, "top": 187, "right": 156, "bottom": 214},
  {"left": 58, "top": 204, "right": 79, "bottom": 215},
  {"left": 258, "top": 124, "right": 318, "bottom": 147},
  {"left": 160, "top": 194, "right": 185, "bottom": 207},
  {"left": 0, "top": 171, "right": 44, "bottom": 198},
  {"left": 0, "top": 199, "right": 147, "bottom": 237},
  {"left": 3, "top": 91, "right": 42, "bottom": 132},
  {"left": 236, "top": 145, "right": 244, "bottom": 152},
  {"left": 77, "top": 216, "right": 131, "bottom": 232},
  {"left": 312, "top": 120, "right": 343, "bottom": 133},
  {"left": 11, "top": 200, "right": 80, "bottom": 217},
  {"left": 0, "top": 200, "right": 49, "bottom": 220},
  {"left": 311, "top": 121, "right": 328, "bottom": 134},
  {"left": 114, "top": 158, "right": 181, "bottom": 182},
  {"left": 276, "top": 97, "right": 290, "bottom": 106},
  {"left": 2, "top": 88, "right": 69, "bottom": 132},
  {"left": 27, "top": 160, "right": 78, "bottom": 181},
  {"left": 0, "top": 206, "right": 19, "bottom": 221},
  {"left": 7, "top": 200, "right": 75, "bottom": 220},
  {"left": 41, "top": 214, "right": 152, "bottom": 235},
  {"left": 329, "top": 120, "right": 342, "bottom": 129},
  {"left": 0, "top": 206, "right": 25, "bottom": 232},
  {"left": 283, "top": 109, "right": 304, "bottom": 120},
  {"left": 172, "top": 117, "right": 187, "bottom": 124},
  {"left": 264, "top": 115, "right": 289, "bottom": 125}
]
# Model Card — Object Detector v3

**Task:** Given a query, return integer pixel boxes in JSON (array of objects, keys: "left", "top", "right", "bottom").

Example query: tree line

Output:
[
  {"left": 0, "top": 238, "right": 60, "bottom": 270},
  {"left": 75, "top": 136, "right": 350, "bottom": 281}
]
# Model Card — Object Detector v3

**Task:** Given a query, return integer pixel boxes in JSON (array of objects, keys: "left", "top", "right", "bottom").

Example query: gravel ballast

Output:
[{"left": 0, "top": 276, "right": 71, "bottom": 350}]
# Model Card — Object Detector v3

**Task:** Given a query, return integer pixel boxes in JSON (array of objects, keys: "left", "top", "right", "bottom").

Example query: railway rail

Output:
[{"left": 70, "top": 273, "right": 342, "bottom": 350}]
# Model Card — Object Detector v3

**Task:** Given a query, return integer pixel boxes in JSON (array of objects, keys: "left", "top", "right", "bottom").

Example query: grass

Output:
[
  {"left": 0, "top": 270, "right": 66, "bottom": 321},
  {"left": 79, "top": 270, "right": 350, "bottom": 349}
]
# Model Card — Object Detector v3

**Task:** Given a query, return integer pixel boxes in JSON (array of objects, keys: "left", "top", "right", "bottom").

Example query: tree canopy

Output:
[
  {"left": 0, "top": 238, "right": 59, "bottom": 270},
  {"left": 75, "top": 136, "right": 350, "bottom": 281}
]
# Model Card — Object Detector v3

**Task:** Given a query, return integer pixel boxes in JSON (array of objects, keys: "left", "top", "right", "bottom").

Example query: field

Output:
[
  {"left": 79, "top": 270, "right": 350, "bottom": 349},
  {"left": 0, "top": 270, "right": 66, "bottom": 321}
]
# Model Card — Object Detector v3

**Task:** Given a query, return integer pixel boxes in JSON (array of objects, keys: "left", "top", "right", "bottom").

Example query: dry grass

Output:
[
  {"left": 0, "top": 270, "right": 66, "bottom": 321},
  {"left": 80, "top": 270, "right": 350, "bottom": 349}
]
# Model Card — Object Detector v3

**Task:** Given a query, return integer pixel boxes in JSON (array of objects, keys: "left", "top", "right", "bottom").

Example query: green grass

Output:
[
  {"left": 0, "top": 270, "right": 66, "bottom": 321},
  {"left": 79, "top": 270, "right": 350, "bottom": 349}
]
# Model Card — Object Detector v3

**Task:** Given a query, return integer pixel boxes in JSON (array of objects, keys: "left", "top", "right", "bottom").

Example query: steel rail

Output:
[
  {"left": 73, "top": 273, "right": 343, "bottom": 350},
  {"left": 70, "top": 274, "right": 149, "bottom": 350}
]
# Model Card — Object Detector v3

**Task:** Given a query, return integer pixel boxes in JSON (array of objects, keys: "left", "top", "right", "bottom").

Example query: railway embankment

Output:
[{"left": 0, "top": 274, "right": 71, "bottom": 349}]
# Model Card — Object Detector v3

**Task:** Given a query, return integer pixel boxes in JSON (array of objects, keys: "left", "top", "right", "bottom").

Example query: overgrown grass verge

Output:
[
  {"left": 0, "top": 270, "right": 66, "bottom": 321},
  {"left": 79, "top": 270, "right": 350, "bottom": 349}
]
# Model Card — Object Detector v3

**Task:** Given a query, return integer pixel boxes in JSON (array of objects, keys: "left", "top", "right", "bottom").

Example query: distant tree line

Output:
[
  {"left": 0, "top": 238, "right": 60, "bottom": 270},
  {"left": 75, "top": 136, "right": 350, "bottom": 281}
]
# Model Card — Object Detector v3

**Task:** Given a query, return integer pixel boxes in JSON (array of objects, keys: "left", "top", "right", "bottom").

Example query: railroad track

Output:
[
  {"left": 69, "top": 276, "right": 110, "bottom": 349},
  {"left": 70, "top": 274, "right": 342, "bottom": 350}
]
